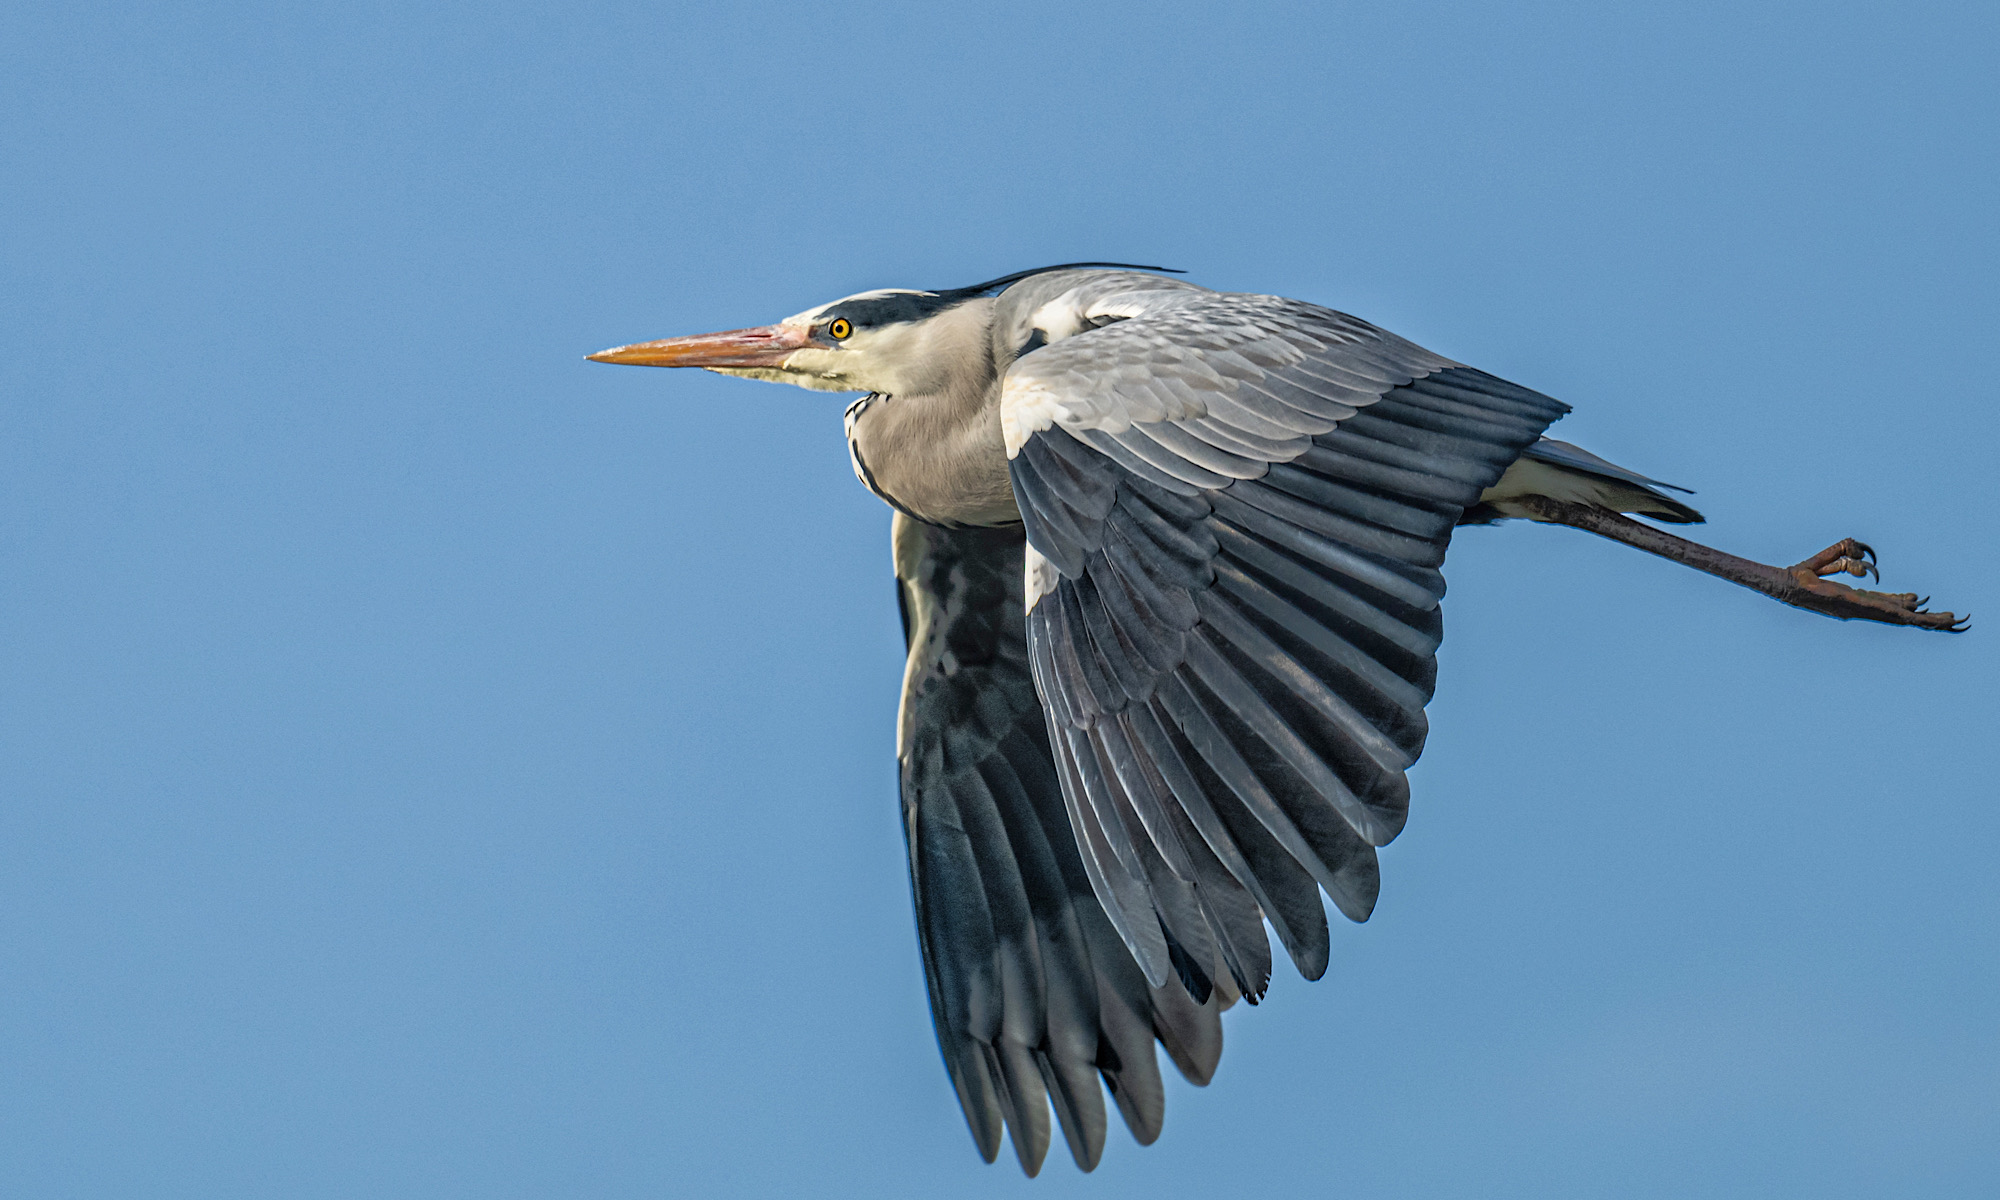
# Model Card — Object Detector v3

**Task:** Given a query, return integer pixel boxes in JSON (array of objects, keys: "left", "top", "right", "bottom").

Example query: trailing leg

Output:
[{"left": 1512, "top": 496, "right": 1967, "bottom": 632}]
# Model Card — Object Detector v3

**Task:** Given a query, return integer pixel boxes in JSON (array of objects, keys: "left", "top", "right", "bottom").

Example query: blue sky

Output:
[{"left": 3, "top": 2, "right": 1995, "bottom": 1196}]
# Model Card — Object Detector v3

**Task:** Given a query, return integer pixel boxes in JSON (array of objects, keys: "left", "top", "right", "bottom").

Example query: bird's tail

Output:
[{"left": 1461, "top": 437, "right": 1705, "bottom": 525}]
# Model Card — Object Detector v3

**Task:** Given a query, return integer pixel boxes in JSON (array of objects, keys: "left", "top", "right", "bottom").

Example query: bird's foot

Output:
[{"left": 1785, "top": 539, "right": 1968, "bottom": 631}]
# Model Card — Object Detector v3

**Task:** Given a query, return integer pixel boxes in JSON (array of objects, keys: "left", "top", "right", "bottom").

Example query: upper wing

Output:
[
  {"left": 892, "top": 514, "right": 1230, "bottom": 1175},
  {"left": 1000, "top": 286, "right": 1569, "bottom": 993}
]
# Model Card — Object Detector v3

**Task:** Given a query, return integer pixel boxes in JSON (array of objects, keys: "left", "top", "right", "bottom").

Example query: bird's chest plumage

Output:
[{"left": 844, "top": 391, "right": 1020, "bottom": 528}]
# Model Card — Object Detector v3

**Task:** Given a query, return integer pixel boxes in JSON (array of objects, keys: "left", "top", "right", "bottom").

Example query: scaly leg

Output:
[{"left": 1512, "top": 496, "right": 1968, "bottom": 632}]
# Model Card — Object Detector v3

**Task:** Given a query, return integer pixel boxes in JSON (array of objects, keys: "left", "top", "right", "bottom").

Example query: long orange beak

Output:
[{"left": 586, "top": 323, "right": 812, "bottom": 368}]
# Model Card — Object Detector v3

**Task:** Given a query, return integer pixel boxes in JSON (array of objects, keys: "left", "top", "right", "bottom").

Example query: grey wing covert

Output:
[{"left": 1002, "top": 293, "right": 1570, "bottom": 998}]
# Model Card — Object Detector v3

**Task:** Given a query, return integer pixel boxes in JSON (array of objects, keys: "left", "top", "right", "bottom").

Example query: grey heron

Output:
[{"left": 588, "top": 264, "right": 1962, "bottom": 1174}]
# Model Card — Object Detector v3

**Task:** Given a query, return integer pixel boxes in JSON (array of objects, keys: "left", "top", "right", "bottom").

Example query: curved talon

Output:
[{"left": 1853, "top": 540, "right": 1876, "bottom": 563}]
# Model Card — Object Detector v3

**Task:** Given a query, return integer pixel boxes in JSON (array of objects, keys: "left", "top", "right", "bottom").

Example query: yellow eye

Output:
[{"left": 828, "top": 318, "right": 853, "bottom": 340}]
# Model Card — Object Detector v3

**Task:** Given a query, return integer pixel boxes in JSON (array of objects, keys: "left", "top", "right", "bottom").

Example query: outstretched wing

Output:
[
  {"left": 999, "top": 282, "right": 1569, "bottom": 995},
  {"left": 893, "top": 514, "right": 1230, "bottom": 1175}
]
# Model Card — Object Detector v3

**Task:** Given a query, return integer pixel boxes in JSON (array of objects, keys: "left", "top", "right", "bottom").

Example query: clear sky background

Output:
[{"left": 3, "top": 2, "right": 1996, "bottom": 1196}]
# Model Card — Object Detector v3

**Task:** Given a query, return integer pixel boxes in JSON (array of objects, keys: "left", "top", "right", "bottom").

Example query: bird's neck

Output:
[{"left": 844, "top": 305, "right": 1019, "bottom": 527}]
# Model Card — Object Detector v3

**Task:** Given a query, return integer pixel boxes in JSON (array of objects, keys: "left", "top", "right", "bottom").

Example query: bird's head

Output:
[
  {"left": 587, "top": 263, "right": 1178, "bottom": 396},
  {"left": 588, "top": 288, "right": 984, "bottom": 395}
]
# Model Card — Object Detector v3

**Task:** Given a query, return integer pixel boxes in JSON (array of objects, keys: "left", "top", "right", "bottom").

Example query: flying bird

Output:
[{"left": 588, "top": 264, "right": 1962, "bottom": 1174}]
